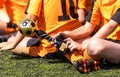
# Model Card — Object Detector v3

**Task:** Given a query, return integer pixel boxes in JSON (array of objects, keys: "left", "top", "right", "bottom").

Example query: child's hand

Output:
[
  {"left": 52, "top": 31, "right": 70, "bottom": 40},
  {"left": 64, "top": 38, "right": 82, "bottom": 51}
]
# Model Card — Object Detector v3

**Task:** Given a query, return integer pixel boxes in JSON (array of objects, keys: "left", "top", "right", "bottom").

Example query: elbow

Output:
[
  {"left": 85, "top": 27, "right": 93, "bottom": 36},
  {"left": 84, "top": 22, "right": 96, "bottom": 36}
]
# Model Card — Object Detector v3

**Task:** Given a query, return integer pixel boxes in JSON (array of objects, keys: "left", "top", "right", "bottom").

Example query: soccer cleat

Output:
[{"left": 73, "top": 59, "right": 100, "bottom": 73}]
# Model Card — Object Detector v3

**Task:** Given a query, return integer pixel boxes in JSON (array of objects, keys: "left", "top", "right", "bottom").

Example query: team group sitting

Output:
[{"left": 0, "top": 0, "right": 120, "bottom": 73}]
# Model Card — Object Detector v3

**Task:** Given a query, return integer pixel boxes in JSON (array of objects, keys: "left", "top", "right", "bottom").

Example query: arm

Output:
[
  {"left": 63, "top": 20, "right": 118, "bottom": 52},
  {"left": 54, "top": 0, "right": 99, "bottom": 40},
  {"left": 14, "top": 13, "right": 38, "bottom": 45},
  {"left": 55, "top": 22, "right": 96, "bottom": 40},
  {"left": 0, "top": 14, "right": 37, "bottom": 50},
  {"left": 53, "top": 22, "right": 95, "bottom": 51},
  {"left": 77, "top": 0, "right": 87, "bottom": 24},
  {"left": 65, "top": 20, "right": 118, "bottom": 51},
  {"left": 0, "top": 0, "right": 42, "bottom": 50},
  {"left": 77, "top": 8, "right": 86, "bottom": 24},
  {"left": 82, "top": 9, "right": 120, "bottom": 50},
  {"left": 92, "top": 20, "right": 118, "bottom": 39},
  {"left": 92, "top": 8, "right": 120, "bottom": 39}
]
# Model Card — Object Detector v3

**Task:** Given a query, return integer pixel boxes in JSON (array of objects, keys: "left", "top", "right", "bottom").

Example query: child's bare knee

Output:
[{"left": 87, "top": 39, "right": 104, "bottom": 57}]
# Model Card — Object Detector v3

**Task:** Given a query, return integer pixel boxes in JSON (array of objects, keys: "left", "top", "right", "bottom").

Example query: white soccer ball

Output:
[{"left": 19, "top": 19, "right": 36, "bottom": 36}]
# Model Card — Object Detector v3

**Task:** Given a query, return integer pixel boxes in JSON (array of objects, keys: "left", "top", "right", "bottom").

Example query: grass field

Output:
[{"left": 0, "top": 51, "right": 120, "bottom": 77}]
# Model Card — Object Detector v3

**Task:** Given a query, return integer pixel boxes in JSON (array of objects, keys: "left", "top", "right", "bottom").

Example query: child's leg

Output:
[{"left": 64, "top": 49, "right": 100, "bottom": 73}]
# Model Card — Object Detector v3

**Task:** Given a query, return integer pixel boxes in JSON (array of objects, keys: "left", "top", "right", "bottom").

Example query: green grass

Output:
[{"left": 0, "top": 51, "right": 120, "bottom": 77}]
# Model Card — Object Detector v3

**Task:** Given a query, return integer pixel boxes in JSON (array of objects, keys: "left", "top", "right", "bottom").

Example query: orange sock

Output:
[{"left": 83, "top": 49, "right": 93, "bottom": 60}]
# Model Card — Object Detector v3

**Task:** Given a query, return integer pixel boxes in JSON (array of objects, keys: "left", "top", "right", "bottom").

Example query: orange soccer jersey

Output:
[
  {"left": 26, "top": 0, "right": 92, "bottom": 36},
  {"left": 78, "top": 0, "right": 92, "bottom": 14},
  {"left": 86, "top": 0, "right": 120, "bottom": 40},
  {"left": 26, "top": 0, "right": 92, "bottom": 57},
  {"left": 0, "top": 0, "right": 28, "bottom": 34},
  {"left": 26, "top": 0, "right": 97, "bottom": 73},
  {"left": 4, "top": 0, "right": 28, "bottom": 25}
]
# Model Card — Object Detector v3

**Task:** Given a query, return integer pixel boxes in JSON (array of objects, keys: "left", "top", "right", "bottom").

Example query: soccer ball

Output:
[{"left": 19, "top": 19, "right": 36, "bottom": 36}]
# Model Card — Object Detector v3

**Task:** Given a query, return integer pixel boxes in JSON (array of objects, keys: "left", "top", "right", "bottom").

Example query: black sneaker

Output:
[{"left": 73, "top": 59, "right": 100, "bottom": 73}]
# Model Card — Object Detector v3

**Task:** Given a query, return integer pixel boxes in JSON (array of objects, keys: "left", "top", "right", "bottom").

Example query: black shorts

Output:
[{"left": 105, "top": 38, "right": 120, "bottom": 44}]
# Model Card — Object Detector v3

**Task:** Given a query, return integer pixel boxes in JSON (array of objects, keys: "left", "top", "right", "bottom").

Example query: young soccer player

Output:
[
  {"left": 87, "top": 8, "right": 120, "bottom": 64},
  {"left": 0, "top": 0, "right": 93, "bottom": 73},
  {"left": 0, "top": 0, "right": 28, "bottom": 42},
  {"left": 55, "top": 0, "right": 120, "bottom": 65},
  {"left": 0, "top": 0, "right": 28, "bottom": 34}
]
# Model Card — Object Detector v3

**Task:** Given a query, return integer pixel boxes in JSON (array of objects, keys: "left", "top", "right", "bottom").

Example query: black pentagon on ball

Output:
[
  {"left": 31, "top": 22, "right": 35, "bottom": 27},
  {"left": 19, "top": 29, "right": 23, "bottom": 34},
  {"left": 26, "top": 30, "right": 32, "bottom": 35}
]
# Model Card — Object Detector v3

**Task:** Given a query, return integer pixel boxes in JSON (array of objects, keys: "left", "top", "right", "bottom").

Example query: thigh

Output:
[{"left": 100, "top": 39, "right": 120, "bottom": 63}]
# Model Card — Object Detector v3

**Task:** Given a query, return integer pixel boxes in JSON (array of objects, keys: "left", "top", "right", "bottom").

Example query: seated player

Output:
[
  {"left": 0, "top": 0, "right": 28, "bottom": 42},
  {"left": 87, "top": 8, "right": 120, "bottom": 64},
  {"left": 54, "top": 0, "right": 120, "bottom": 69},
  {"left": 0, "top": 0, "right": 95, "bottom": 73}
]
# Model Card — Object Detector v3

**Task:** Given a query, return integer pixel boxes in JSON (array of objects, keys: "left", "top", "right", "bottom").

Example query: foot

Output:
[{"left": 73, "top": 59, "right": 100, "bottom": 73}]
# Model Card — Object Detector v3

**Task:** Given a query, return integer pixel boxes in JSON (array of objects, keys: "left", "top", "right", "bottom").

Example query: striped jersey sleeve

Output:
[
  {"left": 86, "top": 0, "right": 100, "bottom": 25},
  {"left": 111, "top": 8, "right": 120, "bottom": 24}
]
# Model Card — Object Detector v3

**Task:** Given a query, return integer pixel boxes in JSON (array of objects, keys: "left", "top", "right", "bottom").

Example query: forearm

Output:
[
  {"left": 14, "top": 31, "right": 24, "bottom": 44},
  {"left": 68, "top": 22, "right": 95, "bottom": 40},
  {"left": 92, "top": 20, "right": 118, "bottom": 39}
]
